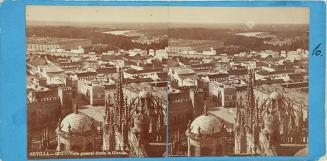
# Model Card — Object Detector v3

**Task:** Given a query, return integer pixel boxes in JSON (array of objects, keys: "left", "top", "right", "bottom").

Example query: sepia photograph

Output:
[
  {"left": 26, "top": 6, "right": 309, "bottom": 159},
  {"left": 26, "top": 6, "right": 168, "bottom": 159},
  {"left": 167, "top": 7, "right": 309, "bottom": 157}
]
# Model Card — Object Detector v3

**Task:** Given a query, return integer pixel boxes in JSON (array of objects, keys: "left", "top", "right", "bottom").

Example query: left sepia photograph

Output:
[{"left": 26, "top": 6, "right": 168, "bottom": 159}]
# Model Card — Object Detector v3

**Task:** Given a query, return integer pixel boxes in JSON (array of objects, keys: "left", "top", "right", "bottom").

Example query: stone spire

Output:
[
  {"left": 57, "top": 117, "right": 62, "bottom": 130},
  {"left": 187, "top": 120, "right": 191, "bottom": 131},
  {"left": 203, "top": 102, "right": 208, "bottom": 116},
  {"left": 115, "top": 67, "right": 125, "bottom": 128},
  {"left": 74, "top": 104, "right": 79, "bottom": 114},
  {"left": 121, "top": 120, "right": 128, "bottom": 150},
  {"left": 236, "top": 101, "right": 243, "bottom": 127},
  {"left": 248, "top": 70, "right": 255, "bottom": 107},
  {"left": 105, "top": 97, "right": 111, "bottom": 124},
  {"left": 247, "top": 69, "right": 255, "bottom": 131},
  {"left": 103, "top": 96, "right": 115, "bottom": 151}
]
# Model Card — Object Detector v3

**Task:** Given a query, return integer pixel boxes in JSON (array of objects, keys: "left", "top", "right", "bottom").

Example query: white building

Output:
[
  {"left": 71, "top": 46, "right": 84, "bottom": 54},
  {"left": 149, "top": 49, "right": 155, "bottom": 56},
  {"left": 154, "top": 49, "right": 168, "bottom": 60},
  {"left": 78, "top": 80, "right": 105, "bottom": 105},
  {"left": 202, "top": 48, "right": 216, "bottom": 56},
  {"left": 170, "top": 66, "right": 197, "bottom": 87},
  {"left": 38, "top": 64, "right": 65, "bottom": 85}
]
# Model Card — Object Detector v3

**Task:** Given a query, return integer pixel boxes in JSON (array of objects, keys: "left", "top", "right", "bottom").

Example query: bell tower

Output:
[
  {"left": 103, "top": 99, "right": 115, "bottom": 151},
  {"left": 58, "top": 87, "right": 73, "bottom": 117}
]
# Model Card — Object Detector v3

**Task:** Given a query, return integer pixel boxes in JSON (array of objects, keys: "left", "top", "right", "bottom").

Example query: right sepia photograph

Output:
[{"left": 167, "top": 7, "right": 309, "bottom": 157}]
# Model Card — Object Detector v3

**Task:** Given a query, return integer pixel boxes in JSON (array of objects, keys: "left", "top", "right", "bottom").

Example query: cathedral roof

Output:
[
  {"left": 139, "top": 90, "right": 150, "bottom": 99},
  {"left": 190, "top": 114, "right": 223, "bottom": 135},
  {"left": 270, "top": 91, "right": 281, "bottom": 100},
  {"left": 60, "top": 112, "right": 94, "bottom": 134}
]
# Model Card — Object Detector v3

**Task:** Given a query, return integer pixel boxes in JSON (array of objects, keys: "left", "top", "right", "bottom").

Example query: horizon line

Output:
[{"left": 26, "top": 20, "right": 309, "bottom": 26}]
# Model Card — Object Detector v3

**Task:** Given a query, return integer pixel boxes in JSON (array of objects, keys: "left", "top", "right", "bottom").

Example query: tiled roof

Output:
[
  {"left": 101, "top": 55, "right": 118, "bottom": 61},
  {"left": 227, "top": 68, "right": 248, "bottom": 75},
  {"left": 256, "top": 69, "right": 295, "bottom": 76},
  {"left": 77, "top": 72, "right": 97, "bottom": 78},
  {"left": 40, "top": 64, "right": 64, "bottom": 73},
  {"left": 124, "top": 78, "right": 153, "bottom": 83},
  {"left": 28, "top": 57, "right": 47, "bottom": 67},
  {"left": 208, "top": 73, "right": 229, "bottom": 79},
  {"left": 175, "top": 66, "right": 196, "bottom": 75},
  {"left": 157, "top": 72, "right": 168, "bottom": 80},
  {"left": 96, "top": 67, "right": 117, "bottom": 74},
  {"left": 125, "top": 68, "right": 162, "bottom": 75},
  {"left": 58, "top": 62, "right": 82, "bottom": 67}
]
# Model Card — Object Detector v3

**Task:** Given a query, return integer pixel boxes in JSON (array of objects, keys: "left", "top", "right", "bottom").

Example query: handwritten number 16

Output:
[{"left": 312, "top": 43, "right": 322, "bottom": 56}]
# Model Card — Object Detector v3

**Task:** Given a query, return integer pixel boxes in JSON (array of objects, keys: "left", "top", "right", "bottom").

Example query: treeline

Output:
[
  {"left": 26, "top": 26, "right": 308, "bottom": 55},
  {"left": 141, "top": 29, "right": 168, "bottom": 37},
  {"left": 168, "top": 28, "right": 231, "bottom": 40},
  {"left": 168, "top": 28, "right": 308, "bottom": 54},
  {"left": 222, "top": 35, "right": 309, "bottom": 53},
  {"left": 26, "top": 26, "right": 168, "bottom": 52}
]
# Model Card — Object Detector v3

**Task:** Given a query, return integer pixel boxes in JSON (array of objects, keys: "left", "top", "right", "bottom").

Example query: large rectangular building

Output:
[
  {"left": 78, "top": 80, "right": 105, "bottom": 106},
  {"left": 209, "top": 81, "right": 237, "bottom": 108},
  {"left": 26, "top": 37, "right": 92, "bottom": 51}
]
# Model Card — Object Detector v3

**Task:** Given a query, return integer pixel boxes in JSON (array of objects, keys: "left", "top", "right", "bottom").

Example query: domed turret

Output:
[
  {"left": 56, "top": 105, "right": 96, "bottom": 152},
  {"left": 190, "top": 115, "right": 222, "bottom": 135},
  {"left": 185, "top": 104, "right": 226, "bottom": 157},
  {"left": 59, "top": 105, "right": 94, "bottom": 134},
  {"left": 60, "top": 112, "right": 94, "bottom": 134}
]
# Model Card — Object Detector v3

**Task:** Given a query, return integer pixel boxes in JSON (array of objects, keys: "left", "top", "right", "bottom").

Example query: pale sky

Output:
[{"left": 26, "top": 6, "right": 309, "bottom": 24}]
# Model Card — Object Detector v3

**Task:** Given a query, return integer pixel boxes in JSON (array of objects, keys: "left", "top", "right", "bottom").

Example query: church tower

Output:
[
  {"left": 234, "top": 70, "right": 260, "bottom": 155},
  {"left": 103, "top": 99, "right": 115, "bottom": 151},
  {"left": 58, "top": 87, "right": 73, "bottom": 117},
  {"left": 114, "top": 67, "right": 126, "bottom": 130},
  {"left": 234, "top": 101, "right": 247, "bottom": 154}
]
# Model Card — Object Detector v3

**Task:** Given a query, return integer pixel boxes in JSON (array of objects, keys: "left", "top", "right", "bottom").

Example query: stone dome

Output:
[
  {"left": 60, "top": 112, "right": 94, "bottom": 134},
  {"left": 139, "top": 90, "right": 150, "bottom": 99},
  {"left": 190, "top": 114, "right": 223, "bottom": 135},
  {"left": 270, "top": 92, "right": 281, "bottom": 100}
]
